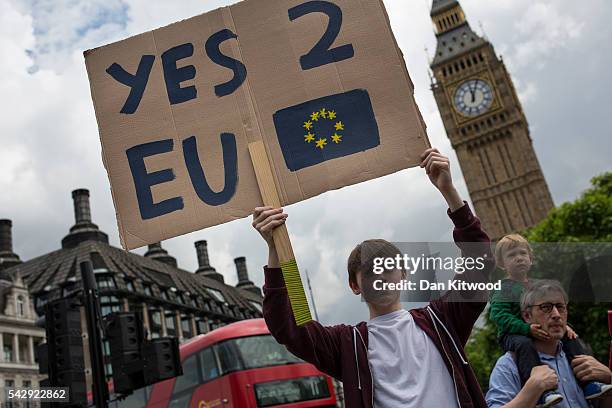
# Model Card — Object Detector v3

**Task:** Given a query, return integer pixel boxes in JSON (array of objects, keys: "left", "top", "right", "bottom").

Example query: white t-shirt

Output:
[{"left": 367, "top": 309, "right": 459, "bottom": 407}]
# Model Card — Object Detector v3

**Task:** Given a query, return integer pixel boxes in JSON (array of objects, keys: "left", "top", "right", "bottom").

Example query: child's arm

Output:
[
  {"left": 253, "top": 207, "right": 345, "bottom": 380},
  {"left": 489, "top": 294, "right": 531, "bottom": 337}
]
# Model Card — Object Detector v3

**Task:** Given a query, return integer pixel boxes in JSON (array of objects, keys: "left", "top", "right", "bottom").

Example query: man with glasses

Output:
[{"left": 486, "top": 280, "right": 612, "bottom": 408}]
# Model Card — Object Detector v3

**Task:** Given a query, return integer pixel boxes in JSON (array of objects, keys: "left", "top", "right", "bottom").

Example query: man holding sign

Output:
[{"left": 254, "top": 148, "right": 495, "bottom": 407}]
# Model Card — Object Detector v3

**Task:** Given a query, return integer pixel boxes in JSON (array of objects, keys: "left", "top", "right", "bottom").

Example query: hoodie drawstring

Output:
[
  {"left": 427, "top": 306, "right": 469, "bottom": 365},
  {"left": 353, "top": 327, "right": 362, "bottom": 390}
]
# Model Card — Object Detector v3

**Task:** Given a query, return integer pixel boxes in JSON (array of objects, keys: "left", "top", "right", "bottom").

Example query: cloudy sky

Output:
[{"left": 1, "top": 0, "right": 610, "bottom": 325}]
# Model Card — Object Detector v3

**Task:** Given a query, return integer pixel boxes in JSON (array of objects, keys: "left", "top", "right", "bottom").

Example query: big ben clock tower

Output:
[{"left": 429, "top": 0, "right": 554, "bottom": 239}]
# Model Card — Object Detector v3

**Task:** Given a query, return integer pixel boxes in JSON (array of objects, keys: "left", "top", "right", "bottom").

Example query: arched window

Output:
[{"left": 17, "top": 296, "right": 25, "bottom": 317}]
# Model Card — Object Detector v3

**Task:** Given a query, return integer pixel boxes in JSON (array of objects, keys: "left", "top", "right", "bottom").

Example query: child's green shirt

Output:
[{"left": 489, "top": 278, "right": 531, "bottom": 338}]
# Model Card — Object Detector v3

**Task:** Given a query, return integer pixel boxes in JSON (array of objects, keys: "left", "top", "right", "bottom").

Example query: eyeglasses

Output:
[{"left": 529, "top": 302, "right": 567, "bottom": 314}]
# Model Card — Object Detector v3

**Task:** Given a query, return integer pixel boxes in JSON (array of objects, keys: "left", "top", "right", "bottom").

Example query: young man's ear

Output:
[{"left": 349, "top": 279, "right": 361, "bottom": 295}]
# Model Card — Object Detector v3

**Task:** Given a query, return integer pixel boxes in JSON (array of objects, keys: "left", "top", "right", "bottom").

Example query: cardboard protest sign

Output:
[{"left": 84, "top": 0, "right": 429, "bottom": 250}]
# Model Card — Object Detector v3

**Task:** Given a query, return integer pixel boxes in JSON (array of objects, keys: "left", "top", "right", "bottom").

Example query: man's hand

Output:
[
  {"left": 572, "top": 355, "right": 612, "bottom": 384},
  {"left": 527, "top": 365, "right": 559, "bottom": 393},
  {"left": 420, "top": 148, "right": 453, "bottom": 192},
  {"left": 252, "top": 206, "right": 287, "bottom": 246},
  {"left": 566, "top": 325, "right": 578, "bottom": 339},
  {"left": 530, "top": 324, "right": 551, "bottom": 341},
  {"left": 420, "top": 148, "right": 463, "bottom": 212}
]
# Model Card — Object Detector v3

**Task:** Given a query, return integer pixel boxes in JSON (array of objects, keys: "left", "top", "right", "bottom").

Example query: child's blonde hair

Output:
[{"left": 495, "top": 234, "right": 534, "bottom": 269}]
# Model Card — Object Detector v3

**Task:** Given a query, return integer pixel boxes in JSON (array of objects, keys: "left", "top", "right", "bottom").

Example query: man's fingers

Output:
[
  {"left": 425, "top": 160, "right": 450, "bottom": 175},
  {"left": 574, "top": 365, "right": 592, "bottom": 381},
  {"left": 252, "top": 206, "right": 274, "bottom": 224},
  {"left": 253, "top": 206, "right": 273, "bottom": 218},
  {"left": 252, "top": 207, "right": 283, "bottom": 226},
  {"left": 571, "top": 359, "right": 594, "bottom": 380},
  {"left": 260, "top": 217, "right": 287, "bottom": 233},
  {"left": 420, "top": 147, "right": 440, "bottom": 160},
  {"left": 420, "top": 151, "right": 448, "bottom": 168},
  {"left": 420, "top": 150, "right": 446, "bottom": 166},
  {"left": 571, "top": 356, "right": 590, "bottom": 368},
  {"left": 256, "top": 213, "right": 287, "bottom": 232}
]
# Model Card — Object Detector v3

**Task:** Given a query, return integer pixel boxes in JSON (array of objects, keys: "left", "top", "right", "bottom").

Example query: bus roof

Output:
[{"left": 180, "top": 318, "right": 270, "bottom": 356}]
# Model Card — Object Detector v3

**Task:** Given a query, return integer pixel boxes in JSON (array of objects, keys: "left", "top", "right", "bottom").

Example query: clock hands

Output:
[{"left": 470, "top": 80, "right": 479, "bottom": 103}]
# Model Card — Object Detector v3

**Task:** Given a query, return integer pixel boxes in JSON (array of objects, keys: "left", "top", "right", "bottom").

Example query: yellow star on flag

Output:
[
  {"left": 320, "top": 108, "right": 328, "bottom": 118},
  {"left": 331, "top": 133, "right": 342, "bottom": 144},
  {"left": 310, "top": 112, "right": 320, "bottom": 121},
  {"left": 315, "top": 138, "right": 327, "bottom": 149},
  {"left": 328, "top": 110, "right": 337, "bottom": 120},
  {"left": 303, "top": 121, "right": 313, "bottom": 130},
  {"left": 304, "top": 133, "right": 315, "bottom": 143},
  {"left": 334, "top": 121, "right": 344, "bottom": 131}
]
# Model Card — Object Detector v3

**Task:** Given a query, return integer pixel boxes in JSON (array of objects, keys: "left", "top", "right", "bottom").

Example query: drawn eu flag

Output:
[{"left": 273, "top": 89, "right": 380, "bottom": 172}]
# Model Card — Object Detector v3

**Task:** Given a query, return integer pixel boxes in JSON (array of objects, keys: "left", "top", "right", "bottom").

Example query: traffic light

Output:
[
  {"left": 47, "top": 298, "right": 87, "bottom": 406},
  {"left": 142, "top": 337, "right": 182, "bottom": 384},
  {"left": 105, "top": 312, "right": 145, "bottom": 394},
  {"left": 36, "top": 298, "right": 87, "bottom": 407},
  {"left": 104, "top": 312, "right": 182, "bottom": 396}
]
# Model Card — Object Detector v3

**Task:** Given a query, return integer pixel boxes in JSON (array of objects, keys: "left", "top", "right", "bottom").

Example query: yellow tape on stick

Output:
[{"left": 280, "top": 259, "right": 313, "bottom": 326}]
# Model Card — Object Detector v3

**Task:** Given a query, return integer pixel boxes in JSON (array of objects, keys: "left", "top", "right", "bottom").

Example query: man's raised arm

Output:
[{"left": 252, "top": 206, "right": 346, "bottom": 380}]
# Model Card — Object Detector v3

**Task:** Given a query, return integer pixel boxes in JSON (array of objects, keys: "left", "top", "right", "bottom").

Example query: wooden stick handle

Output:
[{"left": 248, "top": 141, "right": 312, "bottom": 325}]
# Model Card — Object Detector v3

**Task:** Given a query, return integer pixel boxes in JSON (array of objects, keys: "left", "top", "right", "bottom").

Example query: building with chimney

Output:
[
  {"left": 0, "top": 189, "right": 263, "bottom": 379},
  {"left": 428, "top": 0, "right": 554, "bottom": 239},
  {"left": 0, "top": 220, "right": 46, "bottom": 391}
]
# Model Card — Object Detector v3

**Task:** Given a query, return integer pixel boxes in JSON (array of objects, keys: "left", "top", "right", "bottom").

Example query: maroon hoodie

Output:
[{"left": 263, "top": 203, "right": 494, "bottom": 407}]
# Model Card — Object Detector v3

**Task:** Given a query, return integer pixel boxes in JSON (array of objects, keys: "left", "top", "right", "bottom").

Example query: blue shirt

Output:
[{"left": 486, "top": 348, "right": 593, "bottom": 408}]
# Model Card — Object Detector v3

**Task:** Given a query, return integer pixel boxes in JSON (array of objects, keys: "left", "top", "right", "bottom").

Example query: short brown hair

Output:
[
  {"left": 347, "top": 239, "right": 401, "bottom": 284},
  {"left": 495, "top": 234, "right": 533, "bottom": 268}
]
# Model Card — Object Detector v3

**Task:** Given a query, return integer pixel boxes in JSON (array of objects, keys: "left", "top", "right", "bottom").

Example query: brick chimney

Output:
[
  {"left": 61, "top": 189, "right": 109, "bottom": 249},
  {"left": 194, "top": 241, "right": 224, "bottom": 283},
  {"left": 234, "top": 257, "right": 260, "bottom": 295},
  {"left": 0, "top": 219, "right": 21, "bottom": 271},
  {"left": 144, "top": 242, "right": 177, "bottom": 268}
]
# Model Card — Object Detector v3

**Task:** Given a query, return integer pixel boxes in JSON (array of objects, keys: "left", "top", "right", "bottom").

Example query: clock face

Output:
[{"left": 454, "top": 79, "right": 494, "bottom": 117}]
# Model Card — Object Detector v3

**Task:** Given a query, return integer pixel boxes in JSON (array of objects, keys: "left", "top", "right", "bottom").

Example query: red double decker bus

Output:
[{"left": 115, "top": 319, "right": 338, "bottom": 408}]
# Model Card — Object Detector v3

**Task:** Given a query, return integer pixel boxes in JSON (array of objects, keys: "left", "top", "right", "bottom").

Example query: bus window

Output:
[
  {"left": 235, "top": 335, "right": 302, "bottom": 369},
  {"left": 173, "top": 354, "right": 200, "bottom": 394},
  {"left": 111, "top": 386, "right": 152, "bottom": 408},
  {"left": 169, "top": 354, "right": 200, "bottom": 408},
  {"left": 199, "top": 347, "right": 219, "bottom": 382},
  {"left": 215, "top": 341, "right": 244, "bottom": 374}
]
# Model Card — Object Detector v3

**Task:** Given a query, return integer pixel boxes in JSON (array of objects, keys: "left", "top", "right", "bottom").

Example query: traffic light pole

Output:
[{"left": 81, "top": 260, "right": 109, "bottom": 408}]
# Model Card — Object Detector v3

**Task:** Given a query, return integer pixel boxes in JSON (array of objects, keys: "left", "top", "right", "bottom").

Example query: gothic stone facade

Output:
[{"left": 429, "top": 0, "right": 554, "bottom": 239}]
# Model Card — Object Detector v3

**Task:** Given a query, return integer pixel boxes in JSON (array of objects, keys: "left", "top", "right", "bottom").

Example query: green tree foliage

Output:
[
  {"left": 465, "top": 310, "right": 502, "bottom": 390},
  {"left": 466, "top": 172, "right": 612, "bottom": 391}
]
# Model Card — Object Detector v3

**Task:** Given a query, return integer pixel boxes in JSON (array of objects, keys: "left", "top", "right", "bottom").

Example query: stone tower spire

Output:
[{"left": 429, "top": 1, "right": 554, "bottom": 238}]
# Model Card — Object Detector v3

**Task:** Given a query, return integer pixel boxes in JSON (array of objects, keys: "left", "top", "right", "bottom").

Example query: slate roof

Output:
[
  {"left": 431, "top": 0, "right": 459, "bottom": 16},
  {"left": 431, "top": 22, "right": 487, "bottom": 67},
  {"left": 1, "top": 188, "right": 262, "bottom": 323},
  {"left": 2, "top": 239, "right": 262, "bottom": 318}
]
